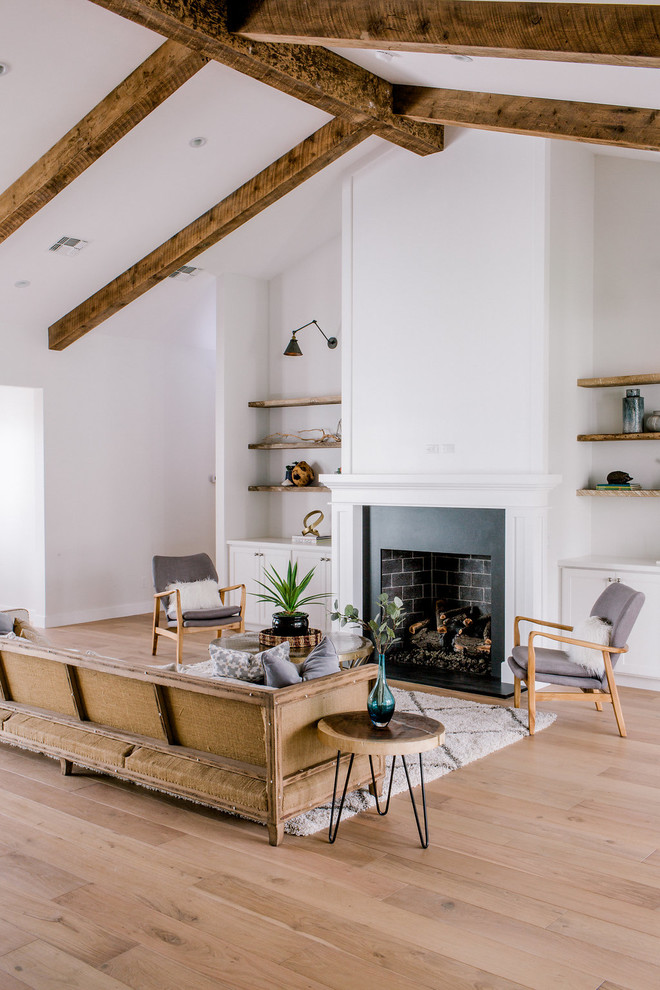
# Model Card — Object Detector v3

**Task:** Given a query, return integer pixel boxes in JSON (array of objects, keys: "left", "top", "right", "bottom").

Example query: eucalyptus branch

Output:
[{"left": 331, "top": 593, "right": 406, "bottom": 655}]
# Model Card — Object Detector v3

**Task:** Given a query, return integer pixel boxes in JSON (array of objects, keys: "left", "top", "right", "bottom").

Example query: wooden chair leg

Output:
[
  {"left": 603, "top": 659, "right": 627, "bottom": 738},
  {"left": 176, "top": 626, "right": 183, "bottom": 667},
  {"left": 151, "top": 598, "right": 160, "bottom": 656},
  {"left": 595, "top": 700, "right": 603, "bottom": 712},
  {"left": 60, "top": 758, "right": 73, "bottom": 776},
  {"left": 513, "top": 677, "right": 521, "bottom": 708},
  {"left": 527, "top": 676, "right": 536, "bottom": 736}
]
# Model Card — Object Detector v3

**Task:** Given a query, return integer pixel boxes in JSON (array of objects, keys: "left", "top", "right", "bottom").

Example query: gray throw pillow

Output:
[
  {"left": 209, "top": 642, "right": 266, "bottom": 683},
  {"left": 262, "top": 642, "right": 302, "bottom": 687},
  {"left": 263, "top": 636, "right": 340, "bottom": 687},
  {"left": 301, "top": 636, "right": 340, "bottom": 681},
  {"left": 0, "top": 613, "right": 14, "bottom": 635}
]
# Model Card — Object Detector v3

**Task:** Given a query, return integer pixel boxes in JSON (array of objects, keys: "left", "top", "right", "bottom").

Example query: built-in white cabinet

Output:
[
  {"left": 227, "top": 538, "right": 332, "bottom": 632},
  {"left": 559, "top": 557, "right": 660, "bottom": 688}
]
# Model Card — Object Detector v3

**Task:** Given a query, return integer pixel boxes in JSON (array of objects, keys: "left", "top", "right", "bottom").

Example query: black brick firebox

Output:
[{"left": 363, "top": 505, "right": 514, "bottom": 697}]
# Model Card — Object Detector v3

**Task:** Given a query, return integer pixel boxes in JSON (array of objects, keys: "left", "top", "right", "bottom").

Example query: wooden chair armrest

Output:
[
  {"left": 154, "top": 588, "right": 181, "bottom": 623},
  {"left": 513, "top": 615, "right": 572, "bottom": 647},
  {"left": 528, "top": 629, "right": 626, "bottom": 653},
  {"left": 219, "top": 583, "right": 247, "bottom": 611}
]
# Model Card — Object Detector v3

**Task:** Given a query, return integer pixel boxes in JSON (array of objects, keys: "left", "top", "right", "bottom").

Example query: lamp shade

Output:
[{"left": 284, "top": 335, "right": 303, "bottom": 356}]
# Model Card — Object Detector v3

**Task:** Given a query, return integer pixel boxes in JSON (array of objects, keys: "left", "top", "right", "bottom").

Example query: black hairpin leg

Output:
[
  {"left": 328, "top": 751, "right": 355, "bottom": 843},
  {"left": 369, "top": 755, "right": 397, "bottom": 816},
  {"left": 402, "top": 753, "right": 429, "bottom": 848}
]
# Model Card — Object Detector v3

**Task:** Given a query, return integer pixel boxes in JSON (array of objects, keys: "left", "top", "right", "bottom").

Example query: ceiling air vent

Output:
[
  {"left": 169, "top": 265, "right": 201, "bottom": 281},
  {"left": 48, "top": 236, "right": 89, "bottom": 257}
]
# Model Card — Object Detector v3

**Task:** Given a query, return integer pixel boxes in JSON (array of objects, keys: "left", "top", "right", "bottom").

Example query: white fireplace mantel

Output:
[{"left": 320, "top": 473, "right": 562, "bottom": 673}]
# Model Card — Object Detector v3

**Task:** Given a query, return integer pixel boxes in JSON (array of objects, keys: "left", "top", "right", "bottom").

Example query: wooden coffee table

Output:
[{"left": 317, "top": 710, "right": 445, "bottom": 848}]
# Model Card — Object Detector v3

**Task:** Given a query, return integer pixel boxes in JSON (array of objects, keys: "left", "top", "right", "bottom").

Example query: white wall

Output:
[
  {"left": 216, "top": 273, "right": 269, "bottom": 581},
  {"left": 1, "top": 299, "right": 216, "bottom": 626},
  {"left": 344, "top": 129, "right": 548, "bottom": 475},
  {"left": 588, "top": 155, "right": 660, "bottom": 557},
  {"left": 267, "top": 236, "right": 341, "bottom": 537},
  {"left": 0, "top": 386, "right": 45, "bottom": 622},
  {"left": 546, "top": 142, "right": 595, "bottom": 613}
]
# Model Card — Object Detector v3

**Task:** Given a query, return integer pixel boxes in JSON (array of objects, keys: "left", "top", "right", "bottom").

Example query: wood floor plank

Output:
[
  {"left": 0, "top": 940, "right": 130, "bottom": 990},
  {"left": 55, "top": 884, "right": 331, "bottom": 990},
  {"left": 0, "top": 886, "right": 136, "bottom": 968},
  {"left": 0, "top": 918, "right": 35, "bottom": 956},
  {"left": 99, "top": 945, "right": 234, "bottom": 990},
  {"left": 0, "top": 852, "right": 87, "bottom": 901}
]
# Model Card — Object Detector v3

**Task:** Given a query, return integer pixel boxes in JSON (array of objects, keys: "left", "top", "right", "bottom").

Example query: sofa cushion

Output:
[
  {"left": 181, "top": 605, "right": 241, "bottom": 622},
  {"left": 263, "top": 636, "right": 340, "bottom": 687},
  {"left": 2, "top": 712, "right": 134, "bottom": 766},
  {"left": 125, "top": 747, "right": 268, "bottom": 812}
]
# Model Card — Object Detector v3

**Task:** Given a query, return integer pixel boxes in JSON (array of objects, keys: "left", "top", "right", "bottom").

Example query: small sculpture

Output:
[
  {"left": 607, "top": 471, "right": 633, "bottom": 485},
  {"left": 291, "top": 461, "right": 315, "bottom": 486},
  {"left": 301, "top": 509, "right": 324, "bottom": 537},
  {"left": 282, "top": 461, "right": 299, "bottom": 486}
]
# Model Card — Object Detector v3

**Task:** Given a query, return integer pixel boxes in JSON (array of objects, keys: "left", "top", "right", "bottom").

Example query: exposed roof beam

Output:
[
  {"left": 0, "top": 41, "right": 206, "bottom": 244},
  {"left": 48, "top": 118, "right": 375, "bottom": 350},
  {"left": 395, "top": 86, "right": 660, "bottom": 152},
  {"left": 86, "top": 0, "right": 443, "bottom": 155},
  {"left": 231, "top": 1, "right": 660, "bottom": 68}
]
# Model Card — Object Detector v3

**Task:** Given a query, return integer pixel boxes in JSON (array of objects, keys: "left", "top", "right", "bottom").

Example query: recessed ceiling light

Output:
[
  {"left": 14, "top": 280, "right": 31, "bottom": 289},
  {"left": 451, "top": 54, "right": 473, "bottom": 63},
  {"left": 0, "top": 62, "right": 10, "bottom": 76},
  {"left": 375, "top": 50, "right": 401, "bottom": 62},
  {"left": 189, "top": 136, "right": 207, "bottom": 148}
]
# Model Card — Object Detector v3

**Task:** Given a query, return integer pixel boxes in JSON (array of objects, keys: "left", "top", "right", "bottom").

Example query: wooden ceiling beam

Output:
[
  {"left": 231, "top": 1, "right": 660, "bottom": 68},
  {"left": 0, "top": 41, "right": 206, "bottom": 244},
  {"left": 48, "top": 118, "right": 374, "bottom": 350},
  {"left": 86, "top": 1, "right": 443, "bottom": 155},
  {"left": 394, "top": 86, "right": 660, "bottom": 152}
]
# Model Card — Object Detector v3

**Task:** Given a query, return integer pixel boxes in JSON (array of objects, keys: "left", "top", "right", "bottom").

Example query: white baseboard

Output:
[
  {"left": 44, "top": 600, "right": 153, "bottom": 628},
  {"left": 613, "top": 672, "right": 660, "bottom": 692}
]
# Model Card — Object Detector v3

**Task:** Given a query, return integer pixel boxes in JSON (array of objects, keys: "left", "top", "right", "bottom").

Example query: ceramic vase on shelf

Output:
[
  {"left": 645, "top": 410, "right": 660, "bottom": 433},
  {"left": 622, "top": 388, "right": 644, "bottom": 433},
  {"left": 367, "top": 653, "right": 395, "bottom": 729}
]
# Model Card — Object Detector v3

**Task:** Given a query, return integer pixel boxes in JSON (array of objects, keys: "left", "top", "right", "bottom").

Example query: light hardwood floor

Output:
[{"left": 0, "top": 614, "right": 658, "bottom": 989}]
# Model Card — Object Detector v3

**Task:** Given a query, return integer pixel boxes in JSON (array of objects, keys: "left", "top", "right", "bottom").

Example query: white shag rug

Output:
[{"left": 285, "top": 687, "right": 556, "bottom": 836}]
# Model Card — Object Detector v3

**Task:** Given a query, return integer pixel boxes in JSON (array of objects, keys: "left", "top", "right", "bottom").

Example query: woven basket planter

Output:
[{"left": 259, "top": 627, "right": 322, "bottom": 658}]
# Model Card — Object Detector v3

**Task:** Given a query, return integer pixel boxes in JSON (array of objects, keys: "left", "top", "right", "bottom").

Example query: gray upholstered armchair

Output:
[
  {"left": 508, "top": 582, "right": 644, "bottom": 738},
  {"left": 151, "top": 553, "right": 245, "bottom": 664}
]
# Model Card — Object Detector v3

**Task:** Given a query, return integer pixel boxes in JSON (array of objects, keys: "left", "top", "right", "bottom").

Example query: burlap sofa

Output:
[{"left": 0, "top": 636, "right": 381, "bottom": 844}]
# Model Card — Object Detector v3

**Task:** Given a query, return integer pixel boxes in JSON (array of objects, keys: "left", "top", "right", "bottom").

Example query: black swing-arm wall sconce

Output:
[{"left": 283, "top": 320, "right": 338, "bottom": 356}]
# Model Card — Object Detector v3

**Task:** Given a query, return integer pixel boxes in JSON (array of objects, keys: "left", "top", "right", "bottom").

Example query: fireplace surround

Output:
[{"left": 321, "top": 474, "right": 561, "bottom": 697}]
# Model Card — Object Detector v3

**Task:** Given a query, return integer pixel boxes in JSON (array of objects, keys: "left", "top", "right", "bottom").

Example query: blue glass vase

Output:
[{"left": 368, "top": 652, "right": 396, "bottom": 729}]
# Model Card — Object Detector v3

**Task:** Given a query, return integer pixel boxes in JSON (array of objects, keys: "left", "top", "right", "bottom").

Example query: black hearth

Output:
[{"left": 363, "top": 505, "right": 515, "bottom": 697}]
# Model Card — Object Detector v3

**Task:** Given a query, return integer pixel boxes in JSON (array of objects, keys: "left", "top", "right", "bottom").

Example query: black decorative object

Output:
[
  {"left": 622, "top": 388, "right": 644, "bottom": 433},
  {"left": 284, "top": 320, "right": 338, "bottom": 356},
  {"left": 271, "top": 611, "right": 310, "bottom": 636},
  {"left": 607, "top": 471, "right": 633, "bottom": 485}
]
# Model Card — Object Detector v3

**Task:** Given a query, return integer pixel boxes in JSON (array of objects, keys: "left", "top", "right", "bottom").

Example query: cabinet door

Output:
[
  {"left": 560, "top": 567, "right": 611, "bottom": 630},
  {"left": 294, "top": 549, "right": 332, "bottom": 632},
  {"left": 612, "top": 572, "right": 660, "bottom": 679},
  {"left": 229, "top": 546, "right": 262, "bottom": 627}
]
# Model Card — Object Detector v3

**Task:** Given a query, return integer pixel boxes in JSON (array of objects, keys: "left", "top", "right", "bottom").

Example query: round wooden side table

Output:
[{"left": 317, "top": 710, "right": 445, "bottom": 848}]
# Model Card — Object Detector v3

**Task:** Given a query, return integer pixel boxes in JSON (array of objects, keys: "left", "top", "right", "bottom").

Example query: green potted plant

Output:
[
  {"left": 331, "top": 594, "right": 406, "bottom": 728},
  {"left": 253, "top": 561, "right": 330, "bottom": 636}
]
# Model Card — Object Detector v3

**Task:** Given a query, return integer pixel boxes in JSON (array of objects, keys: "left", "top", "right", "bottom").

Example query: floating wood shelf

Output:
[
  {"left": 577, "top": 433, "right": 660, "bottom": 442},
  {"left": 577, "top": 374, "right": 660, "bottom": 389},
  {"left": 248, "top": 441, "right": 341, "bottom": 450},
  {"left": 248, "top": 485, "right": 331, "bottom": 492},
  {"left": 248, "top": 395, "right": 341, "bottom": 408},
  {"left": 577, "top": 490, "right": 660, "bottom": 497}
]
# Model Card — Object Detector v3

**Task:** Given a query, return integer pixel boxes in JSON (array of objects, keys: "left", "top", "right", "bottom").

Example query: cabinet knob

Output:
[
  {"left": 254, "top": 552, "right": 264, "bottom": 557},
  {"left": 607, "top": 576, "right": 620, "bottom": 583},
  {"left": 321, "top": 556, "right": 331, "bottom": 562}
]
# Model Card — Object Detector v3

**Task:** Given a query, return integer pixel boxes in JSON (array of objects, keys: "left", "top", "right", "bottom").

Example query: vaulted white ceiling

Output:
[{"left": 1, "top": 0, "right": 659, "bottom": 345}]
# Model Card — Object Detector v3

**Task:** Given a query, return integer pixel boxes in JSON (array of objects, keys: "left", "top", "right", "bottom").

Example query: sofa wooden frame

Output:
[{"left": 0, "top": 638, "right": 381, "bottom": 845}]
